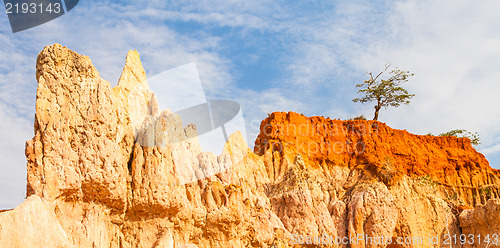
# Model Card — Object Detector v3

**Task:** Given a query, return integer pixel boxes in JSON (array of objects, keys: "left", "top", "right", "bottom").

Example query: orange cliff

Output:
[{"left": 255, "top": 112, "right": 500, "bottom": 198}]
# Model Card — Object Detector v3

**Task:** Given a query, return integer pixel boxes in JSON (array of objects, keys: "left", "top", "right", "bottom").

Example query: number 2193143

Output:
[
  {"left": 443, "top": 234, "right": 499, "bottom": 245},
  {"left": 5, "top": 2, "right": 61, "bottom": 14}
]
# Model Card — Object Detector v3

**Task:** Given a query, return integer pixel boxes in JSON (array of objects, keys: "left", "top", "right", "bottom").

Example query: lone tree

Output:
[{"left": 353, "top": 64, "right": 415, "bottom": 121}]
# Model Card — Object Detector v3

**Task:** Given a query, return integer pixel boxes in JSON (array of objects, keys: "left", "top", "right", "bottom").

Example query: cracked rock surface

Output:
[{"left": 1, "top": 44, "right": 499, "bottom": 247}]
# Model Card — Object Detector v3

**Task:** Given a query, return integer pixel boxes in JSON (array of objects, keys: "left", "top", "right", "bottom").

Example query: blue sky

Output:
[{"left": 1, "top": 0, "right": 500, "bottom": 209}]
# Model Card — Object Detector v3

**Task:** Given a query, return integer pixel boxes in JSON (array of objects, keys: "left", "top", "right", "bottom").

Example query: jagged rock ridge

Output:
[{"left": 0, "top": 44, "right": 499, "bottom": 248}]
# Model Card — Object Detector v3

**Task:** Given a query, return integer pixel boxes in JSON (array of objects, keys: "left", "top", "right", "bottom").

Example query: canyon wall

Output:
[{"left": 0, "top": 44, "right": 499, "bottom": 248}]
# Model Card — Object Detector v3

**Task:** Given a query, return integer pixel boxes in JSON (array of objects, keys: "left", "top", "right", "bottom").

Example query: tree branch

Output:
[{"left": 372, "top": 63, "right": 391, "bottom": 82}]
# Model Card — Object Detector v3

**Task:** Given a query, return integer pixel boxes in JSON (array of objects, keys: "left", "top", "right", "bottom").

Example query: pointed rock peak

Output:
[
  {"left": 222, "top": 131, "right": 250, "bottom": 165},
  {"left": 36, "top": 43, "right": 99, "bottom": 81},
  {"left": 117, "top": 50, "right": 149, "bottom": 91},
  {"left": 224, "top": 131, "right": 248, "bottom": 151},
  {"left": 293, "top": 154, "right": 305, "bottom": 169},
  {"left": 150, "top": 92, "right": 159, "bottom": 116}
]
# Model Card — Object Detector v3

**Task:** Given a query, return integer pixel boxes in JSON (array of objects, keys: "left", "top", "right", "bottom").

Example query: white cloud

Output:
[
  {"left": 2, "top": 0, "right": 500, "bottom": 210},
  {"left": 0, "top": 105, "right": 32, "bottom": 209},
  {"left": 483, "top": 144, "right": 500, "bottom": 156},
  {"left": 245, "top": 0, "right": 500, "bottom": 166},
  {"left": 0, "top": 0, "right": 234, "bottom": 208},
  {"left": 351, "top": 0, "right": 500, "bottom": 166},
  {"left": 232, "top": 88, "right": 304, "bottom": 148}
]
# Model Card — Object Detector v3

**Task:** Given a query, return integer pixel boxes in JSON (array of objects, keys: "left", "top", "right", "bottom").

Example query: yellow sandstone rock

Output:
[{"left": 0, "top": 44, "right": 498, "bottom": 247}]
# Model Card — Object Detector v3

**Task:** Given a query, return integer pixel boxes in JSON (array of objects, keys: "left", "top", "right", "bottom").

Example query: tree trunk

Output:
[{"left": 373, "top": 106, "right": 381, "bottom": 121}]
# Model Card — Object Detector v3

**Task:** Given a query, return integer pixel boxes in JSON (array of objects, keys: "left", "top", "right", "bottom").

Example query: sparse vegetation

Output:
[
  {"left": 379, "top": 156, "right": 398, "bottom": 186},
  {"left": 346, "top": 115, "right": 367, "bottom": 121},
  {"left": 445, "top": 192, "right": 466, "bottom": 219},
  {"left": 439, "top": 129, "right": 481, "bottom": 146},
  {"left": 354, "top": 115, "right": 366, "bottom": 120},
  {"left": 418, "top": 175, "right": 438, "bottom": 188},
  {"left": 480, "top": 187, "right": 492, "bottom": 198},
  {"left": 447, "top": 192, "right": 457, "bottom": 201}
]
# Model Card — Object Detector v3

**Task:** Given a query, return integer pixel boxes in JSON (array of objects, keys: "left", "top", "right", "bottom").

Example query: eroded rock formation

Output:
[
  {"left": 1, "top": 44, "right": 499, "bottom": 248},
  {"left": 255, "top": 112, "right": 500, "bottom": 206}
]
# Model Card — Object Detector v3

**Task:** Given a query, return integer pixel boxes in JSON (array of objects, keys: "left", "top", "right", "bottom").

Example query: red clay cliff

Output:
[{"left": 255, "top": 111, "right": 500, "bottom": 203}]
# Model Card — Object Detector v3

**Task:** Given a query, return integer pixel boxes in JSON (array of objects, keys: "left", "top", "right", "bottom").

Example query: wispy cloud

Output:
[
  {"left": 233, "top": 88, "right": 305, "bottom": 146},
  {"left": 0, "top": 0, "right": 236, "bottom": 208},
  {"left": 0, "top": 104, "right": 32, "bottom": 208},
  {"left": 353, "top": 0, "right": 500, "bottom": 159},
  {"left": 1, "top": 0, "right": 500, "bottom": 209}
]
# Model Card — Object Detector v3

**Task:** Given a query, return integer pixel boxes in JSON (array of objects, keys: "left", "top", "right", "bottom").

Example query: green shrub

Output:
[
  {"left": 346, "top": 115, "right": 367, "bottom": 121},
  {"left": 438, "top": 129, "right": 480, "bottom": 146},
  {"left": 418, "top": 175, "right": 437, "bottom": 188}
]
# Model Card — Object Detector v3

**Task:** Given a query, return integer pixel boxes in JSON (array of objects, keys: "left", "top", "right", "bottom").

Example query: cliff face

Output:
[
  {"left": 0, "top": 44, "right": 499, "bottom": 248},
  {"left": 255, "top": 112, "right": 500, "bottom": 205}
]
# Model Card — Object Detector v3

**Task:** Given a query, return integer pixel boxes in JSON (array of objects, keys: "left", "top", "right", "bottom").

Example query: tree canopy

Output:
[{"left": 353, "top": 64, "right": 415, "bottom": 120}]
